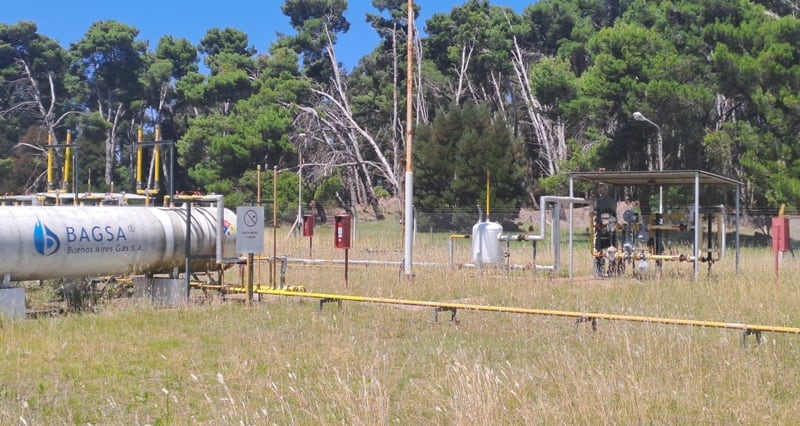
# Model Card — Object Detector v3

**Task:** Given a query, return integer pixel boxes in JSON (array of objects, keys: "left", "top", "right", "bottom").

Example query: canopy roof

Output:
[{"left": 569, "top": 170, "right": 742, "bottom": 187}]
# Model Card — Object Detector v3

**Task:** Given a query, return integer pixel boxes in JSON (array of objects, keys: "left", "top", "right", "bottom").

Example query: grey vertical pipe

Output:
[
  {"left": 719, "top": 205, "right": 726, "bottom": 257},
  {"left": 403, "top": 172, "right": 414, "bottom": 275},
  {"left": 694, "top": 172, "right": 700, "bottom": 280},
  {"left": 735, "top": 184, "right": 741, "bottom": 274},
  {"left": 169, "top": 143, "right": 175, "bottom": 207},
  {"left": 216, "top": 196, "right": 224, "bottom": 264},
  {"left": 553, "top": 202, "right": 561, "bottom": 272},
  {"left": 185, "top": 201, "right": 192, "bottom": 295},
  {"left": 448, "top": 238, "right": 453, "bottom": 266},
  {"left": 569, "top": 176, "right": 575, "bottom": 278}
]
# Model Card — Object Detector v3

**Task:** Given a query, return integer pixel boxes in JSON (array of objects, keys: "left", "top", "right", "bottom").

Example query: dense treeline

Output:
[{"left": 1, "top": 0, "right": 799, "bottom": 224}]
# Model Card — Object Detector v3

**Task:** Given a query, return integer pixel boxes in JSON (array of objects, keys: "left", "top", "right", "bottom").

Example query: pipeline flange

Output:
[
  {"left": 741, "top": 329, "right": 765, "bottom": 347},
  {"left": 319, "top": 297, "right": 342, "bottom": 311},
  {"left": 433, "top": 306, "right": 459, "bottom": 324},
  {"left": 575, "top": 315, "right": 598, "bottom": 332}
]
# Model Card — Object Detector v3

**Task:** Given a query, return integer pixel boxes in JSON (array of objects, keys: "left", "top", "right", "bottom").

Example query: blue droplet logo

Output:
[{"left": 34, "top": 219, "right": 60, "bottom": 256}]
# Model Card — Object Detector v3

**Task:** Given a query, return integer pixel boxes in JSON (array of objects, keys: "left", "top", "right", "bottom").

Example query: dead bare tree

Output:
[
  {"left": 295, "top": 25, "right": 401, "bottom": 219},
  {"left": 509, "top": 34, "right": 567, "bottom": 178},
  {"left": 1, "top": 59, "right": 83, "bottom": 192}
]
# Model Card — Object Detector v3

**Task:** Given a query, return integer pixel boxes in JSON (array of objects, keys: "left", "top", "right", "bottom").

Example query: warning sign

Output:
[{"left": 236, "top": 206, "right": 264, "bottom": 253}]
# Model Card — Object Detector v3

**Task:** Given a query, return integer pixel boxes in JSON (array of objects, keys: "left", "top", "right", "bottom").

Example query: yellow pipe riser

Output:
[
  {"left": 136, "top": 127, "right": 143, "bottom": 190},
  {"left": 47, "top": 132, "right": 54, "bottom": 191},
  {"left": 154, "top": 126, "right": 161, "bottom": 191},
  {"left": 63, "top": 130, "right": 71, "bottom": 190}
]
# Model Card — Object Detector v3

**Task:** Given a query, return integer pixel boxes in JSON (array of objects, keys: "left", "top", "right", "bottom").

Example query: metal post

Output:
[
  {"left": 185, "top": 201, "right": 192, "bottom": 296},
  {"left": 169, "top": 141, "right": 175, "bottom": 207},
  {"left": 693, "top": 172, "right": 700, "bottom": 280},
  {"left": 73, "top": 145, "right": 78, "bottom": 206},
  {"left": 402, "top": 0, "right": 415, "bottom": 277},
  {"left": 735, "top": 186, "right": 740, "bottom": 274},
  {"left": 247, "top": 253, "right": 253, "bottom": 306},
  {"left": 552, "top": 202, "right": 561, "bottom": 272},
  {"left": 633, "top": 111, "right": 663, "bottom": 213},
  {"left": 272, "top": 166, "right": 278, "bottom": 288},
  {"left": 345, "top": 248, "right": 349, "bottom": 288},
  {"left": 569, "top": 177, "right": 574, "bottom": 278}
]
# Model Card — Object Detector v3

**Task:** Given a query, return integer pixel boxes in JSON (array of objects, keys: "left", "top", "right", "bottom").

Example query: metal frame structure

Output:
[{"left": 569, "top": 170, "right": 743, "bottom": 280}]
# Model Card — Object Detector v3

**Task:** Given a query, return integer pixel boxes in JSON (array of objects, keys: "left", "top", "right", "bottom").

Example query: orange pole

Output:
[{"left": 402, "top": 0, "right": 415, "bottom": 276}]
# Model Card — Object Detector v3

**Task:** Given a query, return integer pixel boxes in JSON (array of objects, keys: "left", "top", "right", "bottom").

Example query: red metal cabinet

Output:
[
  {"left": 334, "top": 215, "right": 351, "bottom": 249},
  {"left": 772, "top": 216, "right": 790, "bottom": 252},
  {"left": 302, "top": 214, "right": 315, "bottom": 237}
]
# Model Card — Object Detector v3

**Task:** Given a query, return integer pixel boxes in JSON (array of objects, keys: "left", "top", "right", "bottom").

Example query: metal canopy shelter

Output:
[{"left": 569, "top": 170, "right": 743, "bottom": 280}]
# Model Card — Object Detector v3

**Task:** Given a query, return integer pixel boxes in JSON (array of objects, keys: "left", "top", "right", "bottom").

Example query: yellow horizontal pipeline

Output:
[{"left": 244, "top": 288, "right": 800, "bottom": 336}]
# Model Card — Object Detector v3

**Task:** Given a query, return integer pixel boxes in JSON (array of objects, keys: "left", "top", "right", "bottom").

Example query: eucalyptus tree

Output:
[{"left": 70, "top": 20, "right": 147, "bottom": 190}]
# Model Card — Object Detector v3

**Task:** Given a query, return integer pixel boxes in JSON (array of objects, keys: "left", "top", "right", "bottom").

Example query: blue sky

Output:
[{"left": 4, "top": 0, "right": 533, "bottom": 71}]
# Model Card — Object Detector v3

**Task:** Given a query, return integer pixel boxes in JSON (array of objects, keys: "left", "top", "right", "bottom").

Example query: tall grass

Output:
[{"left": 3, "top": 220, "right": 800, "bottom": 424}]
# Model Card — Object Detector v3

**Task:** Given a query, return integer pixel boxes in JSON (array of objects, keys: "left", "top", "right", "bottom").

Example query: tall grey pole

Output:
[
  {"left": 633, "top": 111, "right": 663, "bottom": 213},
  {"left": 403, "top": 0, "right": 415, "bottom": 276}
]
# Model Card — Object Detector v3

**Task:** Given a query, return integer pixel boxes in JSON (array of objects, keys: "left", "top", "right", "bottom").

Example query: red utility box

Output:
[
  {"left": 772, "top": 216, "right": 790, "bottom": 252},
  {"left": 302, "top": 214, "right": 315, "bottom": 237},
  {"left": 334, "top": 215, "right": 351, "bottom": 249}
]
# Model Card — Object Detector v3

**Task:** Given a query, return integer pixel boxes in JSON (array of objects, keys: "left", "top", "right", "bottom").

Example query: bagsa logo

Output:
[{"left": 34, "top": 219, "right": 60, "bottom": 256}]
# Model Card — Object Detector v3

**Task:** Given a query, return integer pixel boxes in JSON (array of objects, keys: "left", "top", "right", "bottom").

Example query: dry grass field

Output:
[{"left": 2, "top": 218, "right": 800, "bottom": 424}]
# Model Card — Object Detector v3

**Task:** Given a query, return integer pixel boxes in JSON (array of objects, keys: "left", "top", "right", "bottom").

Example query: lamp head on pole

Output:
[{"left": 632, "top": 111, "right": 660, "bottom": 131}]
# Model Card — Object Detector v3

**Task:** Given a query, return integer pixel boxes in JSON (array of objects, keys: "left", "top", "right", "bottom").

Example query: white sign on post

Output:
[{"left": 236, "top": 206, "right": 265, "bottom": 253}]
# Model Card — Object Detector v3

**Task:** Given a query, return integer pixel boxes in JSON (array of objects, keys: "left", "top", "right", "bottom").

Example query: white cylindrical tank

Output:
[
  {"left": 0, "top": 206, "right": 237, "bottom": 281},
  {"left": 471, "top": 221, "right": 504, "bottom": 265}
]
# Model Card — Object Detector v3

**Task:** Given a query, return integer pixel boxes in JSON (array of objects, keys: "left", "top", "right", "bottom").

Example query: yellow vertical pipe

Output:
[
  {"left": 47, "top": 132, "right": 54, "bottom": 191},
  {"left": 136, "top": 127, "right": 143, "bottom": 191},
  {"left": 63, "top": 130, "right": 72, "bottom": 191},
  {"left": 154, "top": 125, "right": 161, "bottom": 192}
]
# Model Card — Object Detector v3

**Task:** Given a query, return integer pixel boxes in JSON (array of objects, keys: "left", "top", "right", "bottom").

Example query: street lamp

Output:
[{"left": 633, "top": 111, "right": 663, "bottom": 214}]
